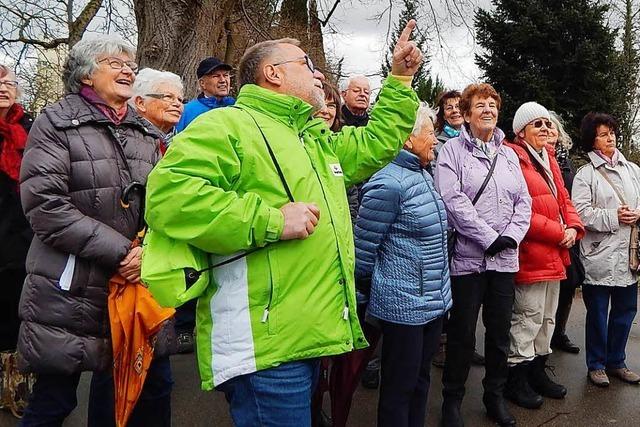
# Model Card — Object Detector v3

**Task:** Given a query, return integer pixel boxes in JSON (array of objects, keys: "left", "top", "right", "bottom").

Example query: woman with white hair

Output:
[
  {"left": 18, "top": 34, "right": 173, "bottom": 426},
  {"left": 547, "top": 112, "right": 584, "bottom": 355},
  {"left": 355, "top": 103, "right": 451, "bottom": 426},
  {"left": 0, "top": 64, "right": 33, "bottom": 353},
  {"left": 130, "top": 68, "right": 184, "bottom": 147}
]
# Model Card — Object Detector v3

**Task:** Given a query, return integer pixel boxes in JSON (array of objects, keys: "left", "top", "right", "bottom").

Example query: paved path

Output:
[{"left": 2, "top": 291, "right": 639, "bottom": 426}]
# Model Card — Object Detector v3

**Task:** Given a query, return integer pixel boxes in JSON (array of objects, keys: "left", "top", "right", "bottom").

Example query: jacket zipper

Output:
[
  {"left": 419, "top": 264, "right": 424, "bottom": 296},
  {"left": 261, "top": 278, "right": 274, "bottom": 323},
  {"left": 425, "top": 172, "right": 448, "bottom": 306},
  {"left": 299, "top": 133, "right": 352, "bottom": 320}
]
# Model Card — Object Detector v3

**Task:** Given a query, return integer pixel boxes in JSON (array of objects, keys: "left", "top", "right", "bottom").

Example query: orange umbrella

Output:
[{"left": 108, "top": 272, "right": 175, "bottom": 427}]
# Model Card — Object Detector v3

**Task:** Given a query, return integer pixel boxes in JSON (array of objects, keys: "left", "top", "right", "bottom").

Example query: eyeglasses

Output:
[
  {"left": 530, "top": 119, "right": 552, "bottom": 129},
  {"left": 272, "top": 55, "right": 315, "bottom": 73},
  {"left": 0, "top": 80, "right": 18, "bottom": 89},
  {"left": 145, "top": 93, "right": 185, "bottom": 104},
  {"left": 98, "top": 57, "right": 139, "bottom": 73}
]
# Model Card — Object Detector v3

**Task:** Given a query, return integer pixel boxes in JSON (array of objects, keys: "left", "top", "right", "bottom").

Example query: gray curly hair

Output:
[{"left": 63, "top": 33, "right": 136, "bottom": 94}]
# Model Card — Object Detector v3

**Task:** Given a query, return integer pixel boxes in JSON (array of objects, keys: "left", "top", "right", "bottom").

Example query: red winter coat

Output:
[{"left": 506, "top": 140, "right": 585, "bottom": 285}]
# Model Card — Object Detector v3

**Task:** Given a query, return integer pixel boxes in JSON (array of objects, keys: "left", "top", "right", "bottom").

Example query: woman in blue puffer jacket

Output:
[{"left": 355, "top": 103, "right": 452, "bottom": 427}]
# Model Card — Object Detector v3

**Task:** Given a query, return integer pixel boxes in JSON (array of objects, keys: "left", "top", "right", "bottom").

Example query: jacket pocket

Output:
[{"left": 262, "top": 249, "right": 279, "bottom": 336}]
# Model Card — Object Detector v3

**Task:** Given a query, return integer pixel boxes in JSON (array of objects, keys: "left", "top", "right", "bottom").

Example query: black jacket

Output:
[
  {"left": 0, "top": 113, "right": 34, "bottom": 271},
  {"left": 18, "top": 94, "right": 167, "bottom": 374}
]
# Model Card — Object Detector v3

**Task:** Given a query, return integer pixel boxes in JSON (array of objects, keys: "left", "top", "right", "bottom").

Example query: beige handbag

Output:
[{"left": 595, "top": 166, "right": 640, "bottom": 271}]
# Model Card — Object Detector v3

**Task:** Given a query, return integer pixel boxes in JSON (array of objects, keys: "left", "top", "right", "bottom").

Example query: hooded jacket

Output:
[
  {"left": 434, "top": 126, "right": 532, "bottom": 276},
  {"left": 505, "top": 140, "right": 584, "bottom": 284},
  {"left": 18, "top": 94, "right": 162, "bottom": 374},
  {"left": 175, "top": 93, "right": 235, "bottom": 132},
  {"left": 144, "top": 76, "right": 419, "bottom": 389}
]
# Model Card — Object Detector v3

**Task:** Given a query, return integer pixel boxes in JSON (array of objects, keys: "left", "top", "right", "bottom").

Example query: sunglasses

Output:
[{"left": 529, "top": 119, "right": 553, "bottom": 129}]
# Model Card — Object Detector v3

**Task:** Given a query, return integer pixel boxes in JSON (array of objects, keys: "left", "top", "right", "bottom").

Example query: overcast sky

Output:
[{"left": 322, "top": 0, "right": 492, "bottom": 92}]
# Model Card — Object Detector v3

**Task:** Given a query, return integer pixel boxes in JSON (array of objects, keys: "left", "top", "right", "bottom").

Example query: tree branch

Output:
[{"left": 321, "top": 0, "right": 341, "bottom": 27}]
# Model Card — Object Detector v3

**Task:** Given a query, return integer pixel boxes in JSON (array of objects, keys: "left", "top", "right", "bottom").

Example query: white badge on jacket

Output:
[{"left": 330, "top": 163, "right": 343, "bottom": 176}]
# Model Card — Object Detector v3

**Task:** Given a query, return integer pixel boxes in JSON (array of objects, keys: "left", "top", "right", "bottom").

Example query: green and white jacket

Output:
[{"left": 144, "top": 76, "right": 419, "bottom": 390}]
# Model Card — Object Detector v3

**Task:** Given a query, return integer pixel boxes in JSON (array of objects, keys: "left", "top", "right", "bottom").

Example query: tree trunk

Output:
[{"left": 134, "top": 0, "right": 236, "bottom": 97}]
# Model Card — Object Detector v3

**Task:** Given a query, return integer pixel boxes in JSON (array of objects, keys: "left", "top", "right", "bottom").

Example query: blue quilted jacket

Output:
[{"left": 355, "top": 149, "right": 452, "bottom": 325}]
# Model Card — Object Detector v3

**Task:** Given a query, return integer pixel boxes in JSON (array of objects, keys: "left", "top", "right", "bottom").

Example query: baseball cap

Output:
[{"left": 196, "top": 57, "right": 232, "bottom": 79}]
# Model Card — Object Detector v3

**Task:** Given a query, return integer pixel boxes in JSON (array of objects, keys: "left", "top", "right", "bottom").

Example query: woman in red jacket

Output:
[{"left": 504, "top": 102, "right": 584, "bottom": 411}]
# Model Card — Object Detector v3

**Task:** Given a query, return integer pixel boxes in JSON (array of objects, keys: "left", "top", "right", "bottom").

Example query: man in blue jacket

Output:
[{"left": 175, "top": 57, "right": 235, "bottom": 132}]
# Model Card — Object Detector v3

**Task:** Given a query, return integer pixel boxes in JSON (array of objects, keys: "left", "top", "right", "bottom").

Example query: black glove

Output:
[
  {"left": 486, "top": 236, "right": 517, "bottom": 256},
  {"left": 355, "top": 278, "right": 372, "bottom": 297}
]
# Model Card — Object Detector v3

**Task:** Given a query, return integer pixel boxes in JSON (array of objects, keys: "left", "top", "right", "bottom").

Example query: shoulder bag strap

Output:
[
  {"left": 471, "top": 151, "right": 500, "bottom": 205},
  {"left": 233, "top": 106, "right": 295, "bottom": 203},
  {"left": 187, "top": 107, "right": 295, "bottom": 277},
  {"left": 595, "top": 164, "right": 627, "bottom": 205}
]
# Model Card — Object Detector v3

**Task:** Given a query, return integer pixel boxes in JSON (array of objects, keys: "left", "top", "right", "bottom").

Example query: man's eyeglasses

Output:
[
  {"left": 98, "top": 57, "right": 139, "bottom": 73},
  {"left": 530, "top": 119, "right": 553, "bottom": 129},
  {"left": 145, "top": 93, "right": 185, "bottom": 104},
  {"left": 272, "top": 55, "right": 315, "bottom": 73},
  {"left": 0, "top": 80, "right": 18, "bottom": 89}
]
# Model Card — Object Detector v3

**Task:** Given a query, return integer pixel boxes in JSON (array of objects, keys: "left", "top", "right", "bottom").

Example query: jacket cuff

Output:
[
  {"left": 264, "top": 207, "right": 285, "bottom": 243},
  {"left": 608, "top": 208, "right": 620, "bottom": 232},
  {"left": 389, "top": 74, "right": 414, "bottom": 87}
]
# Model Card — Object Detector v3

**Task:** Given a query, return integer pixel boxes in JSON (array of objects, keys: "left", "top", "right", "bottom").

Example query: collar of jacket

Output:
[
  {"left": 235, "top": 84, "right": 314, "bottom": 132},
  {"left": 393, "top": 149, "right": 422, "bottom": 171},
  {"left": 459, "top": 124, "right": 505, "bottom": 158},
  {"left": 197, "top": 93, "right": 236, "bottom": 109},
  {"left": 588, "top": 149, "right": 626, "bottom": 168},
  {"left": 341, "top": 104, "right": 369, "bottom": 127},
  {"left": 43, "top": 94, "right": 161, "bottom": 138},
  {"left": 509, "top": 137, "right": 557, "bottom": 166}
]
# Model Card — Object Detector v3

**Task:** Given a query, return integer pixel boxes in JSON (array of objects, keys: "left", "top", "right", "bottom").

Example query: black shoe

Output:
[
  {"left": 176, "top": 332, "right": 194, "bottom": 354},
  {"left": 528, "top": 356, "right": 567, "bottom": 399},
  {"left": 505, "top": 362, "right": 543, "bottom": 409},
  {"left": 483, "top": 395, "right": 516, "bottom": 427},
  {"left": 361, "top": 367, "right": 379, "bottom": 389},
  {"left": 441, "top": 399, "right": 464, "bottom": 427},
  {"left": 471, "top": 350, "right": 485, "bottom": 366},
  {"left": 551, "top": 334, "right": 580, "bottom": 354}
]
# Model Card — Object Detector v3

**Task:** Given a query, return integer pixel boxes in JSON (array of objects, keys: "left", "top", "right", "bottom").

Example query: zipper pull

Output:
[
  {"left": 261, "top": 308, "right": 269, "bottom": 323},
  {"left": 342, "top": 306, "right": 349, "bottom": 320}
]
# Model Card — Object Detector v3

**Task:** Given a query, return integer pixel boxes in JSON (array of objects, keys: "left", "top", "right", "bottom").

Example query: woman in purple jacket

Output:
[{"left": 435, "top": 83, "right": 532, "bottom": 427}]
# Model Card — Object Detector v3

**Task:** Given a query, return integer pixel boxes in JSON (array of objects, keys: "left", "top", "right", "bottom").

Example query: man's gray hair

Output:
[
  {"left": 237, "top": 38, "right": 300, "bottom": 88},
  {"left": 339, "top": 74, "right": 370, "bottom": 92},
  {"left": 549, "top": 110, "right": 573, "bottom": 150},
  {"left": 128, "top": 68, "right": 183, "bottom": 106},
  {"left": 411, "top": 102, "right": 436, "bottom": 136},
  {"left": 63, "top": 33, "right": 136, "bottom": 94}
]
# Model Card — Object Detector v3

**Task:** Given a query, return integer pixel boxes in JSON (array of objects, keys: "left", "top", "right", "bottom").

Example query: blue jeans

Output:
[
  {"left": 218, "top": 359, "right": 320, "bottom": 427},
  {"left": 20, "top": 356, "right": 173, "bottom": 427},
  {"left": 582, "top": 283, "right": 638, "bottom": 371}
]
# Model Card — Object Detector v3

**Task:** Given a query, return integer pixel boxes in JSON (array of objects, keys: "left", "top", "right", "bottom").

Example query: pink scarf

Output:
[{"left": 79, "top": 85, "right": 128, "bottom": 125}]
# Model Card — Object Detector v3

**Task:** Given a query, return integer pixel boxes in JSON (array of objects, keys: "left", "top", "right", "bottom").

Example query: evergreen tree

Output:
[
  {"left": 381, "top": 0, "right": 444, "bottom": 105},
  {"left": 475, "top": 0, "right": 624, "bottom": 145}
]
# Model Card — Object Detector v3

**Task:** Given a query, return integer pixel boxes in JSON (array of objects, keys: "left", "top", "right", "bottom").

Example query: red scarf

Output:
[{"left": 0, "top": 103, "right": 28, "bottom": 183}]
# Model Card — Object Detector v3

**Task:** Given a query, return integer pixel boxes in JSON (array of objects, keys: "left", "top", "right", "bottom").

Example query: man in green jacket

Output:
[{"left": 145, "top": 20, "right": 422, "bottom": 426}]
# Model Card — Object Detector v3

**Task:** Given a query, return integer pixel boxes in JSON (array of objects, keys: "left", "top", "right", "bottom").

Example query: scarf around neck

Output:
[
  {"left": 0, "top": 103, "right": 28, "bottom": 183},
  {"left": 524, "top": 143, "right": 557, "bottom": 197},
  {"left": 595, "top": 149, "right": 619, "bottom": 168},
  {"left": 79, "top": 85, "right": 128, "bottom": 125},
  {"left": 443, "top": 123, "right": 460, "bottom": 138}
]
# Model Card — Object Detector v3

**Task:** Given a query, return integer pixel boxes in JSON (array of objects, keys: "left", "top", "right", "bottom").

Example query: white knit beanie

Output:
[{"left": 512, "top": 102, "right": 551, "bottom": 135}]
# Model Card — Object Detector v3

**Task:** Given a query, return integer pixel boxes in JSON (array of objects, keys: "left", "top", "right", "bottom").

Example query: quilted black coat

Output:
[{"left": 18, "top": 94, "right": 164, "bottom": 374}]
